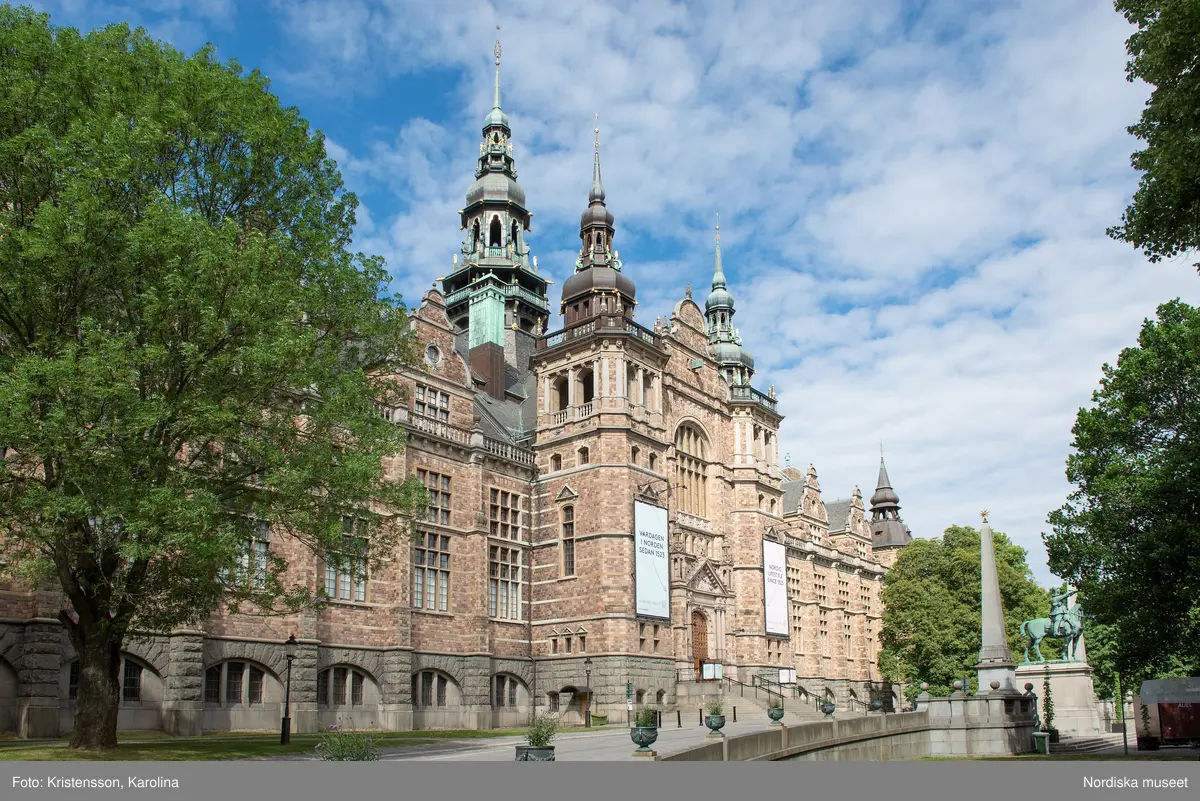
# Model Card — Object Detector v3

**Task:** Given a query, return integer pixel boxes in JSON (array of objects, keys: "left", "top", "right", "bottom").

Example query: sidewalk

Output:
[{"left": 378, "top": 719, "right": 789, "bottom": 762}]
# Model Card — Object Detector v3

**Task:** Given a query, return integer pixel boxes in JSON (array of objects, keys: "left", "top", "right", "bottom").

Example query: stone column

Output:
[
  {"left": 18, "top": 620, "right": 62, "bottom": 739},
  {"left": 974, "top": 514, "right": 1018, "bottom": 693},
  {"left": 162, "top": 630, "right": 205, "bottom": 736}
]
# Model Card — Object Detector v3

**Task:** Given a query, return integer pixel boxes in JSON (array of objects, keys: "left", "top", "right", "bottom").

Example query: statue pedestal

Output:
[{"left": 1016, "top": 661, "right": 1102, "bottom": 737}]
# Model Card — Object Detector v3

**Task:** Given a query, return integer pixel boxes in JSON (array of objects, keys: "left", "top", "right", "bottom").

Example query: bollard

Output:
[
  {"left": 677, "top": 709, "right": 682, "bottom": 728},
  {"left": 733, "top": 706, "right": 737, "bottom": 722},
  {"left": 699, "top": 709, "right": 703, "bottom": 726}
]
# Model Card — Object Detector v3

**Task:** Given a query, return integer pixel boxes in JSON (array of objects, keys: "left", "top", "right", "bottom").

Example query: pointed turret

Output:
[
  {"left": 441, "top": 30, "right": 549, "bottom": 398},
  {"left": 705, "top": 214, "right": 754, "bottom": 386},
  {"left": 561, "top": 115, "right": 635, "bottom": 326},
  {"left": 870, "top": 449, "right": 912, "bottom": 551}
]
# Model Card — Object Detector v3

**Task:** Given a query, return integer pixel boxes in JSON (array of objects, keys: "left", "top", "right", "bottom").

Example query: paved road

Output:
[{"left": 378, "top": 719, "right": 788, "bottom": 762}]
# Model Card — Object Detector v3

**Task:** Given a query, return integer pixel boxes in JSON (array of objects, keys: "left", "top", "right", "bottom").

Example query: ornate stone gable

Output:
[{"left": 685, "top": 559, "right": 730, "bottom": 597}]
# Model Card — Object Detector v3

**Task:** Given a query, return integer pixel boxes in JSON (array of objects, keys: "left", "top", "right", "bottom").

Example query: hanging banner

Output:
[
  {"left": 763, "top": 539, "right": 789, "bottom": 636},
  {"left": 634, "top": 500, "right": 670, "bottom": 619}
]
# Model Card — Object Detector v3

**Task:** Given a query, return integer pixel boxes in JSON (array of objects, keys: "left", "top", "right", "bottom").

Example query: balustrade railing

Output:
[
  {"left": 729, "top": 384, "right": 778, "bottom": 412},
  {"left": 538, "top": 315, "right": 662, "bottom": 351},
  {"left": 483, "top": 437, "right": 535, "bottom": 465},
  {"left": 404, "top": 414, "right": 471, "bottom": 444}
]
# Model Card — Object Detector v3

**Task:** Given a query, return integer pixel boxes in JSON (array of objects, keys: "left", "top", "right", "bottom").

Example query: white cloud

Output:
[{"left": 40, "top": 0, "right": 1200, "bottom": 586}]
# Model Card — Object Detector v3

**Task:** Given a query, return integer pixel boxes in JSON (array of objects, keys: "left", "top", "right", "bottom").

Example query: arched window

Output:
[
  {"left": 492, "top": 674, "right": 528, "bottom": 709},
  {"left": 631, "top": 445, "right": 640, "bottom": 465},
  {"left": 318, "top": 666, "right": 377, "bottom": 707},
  {"left": 411, "top": 670, "right": 461, "bottom": 709},
  {"left": 649, "top": 453, "right": 657, "bottom": 471},
  {"left": 550, "top": 454, "right": 562, "bottom": 472},
  {"left": 63, "top": 653, "right": 160, "bottom": 706},
  {"left": 561, "top": 506, "right": 575, "bottom": 576},
  {"left": 635, "top": 689, "right": 646, "bottom": 704},
  {"left": 578, "top": 447, "right": 589, "bottom": 465},
  {"left": 578, "top": 368, "right": 594, "bottom": 404},
  {"left": 656, "top": 689, "right": 666, "bottom": 706},
  {"left": 489, "top": 216, "right": 502, "bottom": 247},
  {"left": 204, "top": 660, "right": 277, "bottom": 707},
  {"left": 511, "top": 220, "right": 519, "bottom": 248},
  {"left": 547, "top": 691, "right": 560, "bottom": 712},
  {"left": 472, "top": 221, "right": 480, "bottom": 251},
  {"left": 552, "top": 375, "right": 569, "bottom": 412},
  {"left": 675, "top": 424, "right": 709, "bottom": 518}
]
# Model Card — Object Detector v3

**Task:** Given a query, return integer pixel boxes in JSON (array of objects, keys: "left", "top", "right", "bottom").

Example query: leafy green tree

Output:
[
  {"left": 1044, "top": 300, "right": 1200, "bottom": 680},
  {"left": 0, "top": 8, "right": 425, "bottom": 750},
  {"left": 878, "top": 525, "right": 1048, "bottom": 698},
  {"left": 1108, "top": 1, "right": 1200, "bottom": 272}
]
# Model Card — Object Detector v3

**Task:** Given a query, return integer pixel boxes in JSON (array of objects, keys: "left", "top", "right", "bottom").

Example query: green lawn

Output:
[{"left": 0, "top": 728, "right": 530, "bottom": 762}]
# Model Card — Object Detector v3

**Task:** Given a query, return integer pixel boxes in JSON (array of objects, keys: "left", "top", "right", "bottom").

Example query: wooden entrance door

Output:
[{"left": 691, "top": 610, "right": 708, "bottom": 669}]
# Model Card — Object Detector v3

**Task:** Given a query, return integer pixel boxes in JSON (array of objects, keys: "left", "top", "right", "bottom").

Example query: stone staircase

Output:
[{"left": 1049, "top": 733, "right": 1125, "bottom": 754}]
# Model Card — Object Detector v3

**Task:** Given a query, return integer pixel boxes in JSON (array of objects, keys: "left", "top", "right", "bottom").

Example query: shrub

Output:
[
  {"left": 314, "top": 723, "right": 380, "bottom": 761},
  {"left": 526, "top": 712, "right": 558, "bottom": 748},
  {"left": 1042, "top": 670, "right": 1055, "bottom": 732},
  {"left": 1140, "top": 701, "right": 1152, "bottom": 737},
  {"left": 634, "top": 706, "right": 657, "bottom": 728},
  {"left": 706, "top": 696, "right": 724, "bottom": 717}
]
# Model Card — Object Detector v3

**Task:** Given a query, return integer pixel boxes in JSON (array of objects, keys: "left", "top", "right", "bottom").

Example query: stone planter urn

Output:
[
  {"left": 514, "top": 745, "right": 555, "bottom": 761},
  {"left": 821, "top": 702, "right": 836, "bottom": 717},
  {"left": 630, "top": 726, "right": 658, "bottom": 756},
  {"left": 705, "top": 714, "right": 726, "bottom": 735},
  {"left": 767, "top": 707, "right": 785, "bottom": 724}
]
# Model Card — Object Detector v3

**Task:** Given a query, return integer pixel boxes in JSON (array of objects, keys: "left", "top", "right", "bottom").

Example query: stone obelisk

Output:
[{"left": 974, "top": 511, "right": 1018, "bottom": 693}]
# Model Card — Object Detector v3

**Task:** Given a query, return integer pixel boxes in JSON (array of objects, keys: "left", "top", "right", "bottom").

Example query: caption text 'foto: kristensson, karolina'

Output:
[{"left": 13, "top": 776, "right": 180, "bottom": 789}]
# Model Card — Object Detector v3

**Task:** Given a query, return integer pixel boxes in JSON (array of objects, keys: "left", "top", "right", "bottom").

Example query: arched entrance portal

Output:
[{"left": 691, "top": 610, "right": 708, "bottom": 670}]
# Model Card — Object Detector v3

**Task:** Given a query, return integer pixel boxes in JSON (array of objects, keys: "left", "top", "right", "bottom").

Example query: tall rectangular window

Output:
[
  {"left": 332, "top": 667, "right": 348, "bottom": 706},
  {"left": 489, "top": 488, "right": 523, "bottom": 540},
  {"left": 248, "top": 666, "right": 264, "bottom": 705},
  {"left": 225, "top": 662, "right": 244, "bottom": 705},
  {"left": 352, "top": 671, "right": 364, "bottom": 706},
  {"left": 414, "top": 532, "right": 451, "bottom": 612},
  {"left": 324, "top": 518, "right": 368, "bottom": 602},
  {"left": 561, "top": 506, "right": 575, "bottom": 577},
  {"left": 204, "top": 666, "right": 221, "bottom": 704},
  {"left": 317, "top": 670, "right": 329, "bottom": 706},
  {"left": 122, "top": 660, "right": 142, "bottom": 702},
  {"left": 417, "top": 469, "right": 452, "bottom": 525},
  {"left": 489, "top": 545, "right": 522, "bottom": 621},
  {"left": 413, "top": 384, "right": 450, "bottom": 422}
]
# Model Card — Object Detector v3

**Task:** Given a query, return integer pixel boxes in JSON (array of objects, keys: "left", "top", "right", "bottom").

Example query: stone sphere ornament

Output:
[
  {"left": 990, "top": 680, "right": 1001, "bottom": 690},
  {"left": 952, "top": 680, "right": 963, "bottom": 691},
  {"left": 920, "top": 682, "right": 929, "bottom": 691}
]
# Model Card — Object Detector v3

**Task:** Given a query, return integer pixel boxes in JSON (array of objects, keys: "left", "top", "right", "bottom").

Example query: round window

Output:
[{"left": 425, "top": 344, "right": 441, "bottom": 367}]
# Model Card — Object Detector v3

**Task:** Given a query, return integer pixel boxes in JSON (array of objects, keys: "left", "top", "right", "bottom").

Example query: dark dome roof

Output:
[
  {"left": 466, "top": 172, "right": 526, "bottom": 208},
  {"left": 580, "top": 202, "right": 614, "bottom": 230},
  {"left": 713, "top": 340, "right": 754, "bottom": 369},
  {"left": 562, "top": 266, "right": 635, "bottom": 303},
  {"left": 870, "top": 485, "right": 900, "bottom": 506}
]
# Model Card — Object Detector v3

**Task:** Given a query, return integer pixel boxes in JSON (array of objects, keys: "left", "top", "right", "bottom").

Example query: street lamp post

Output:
[
  {"left": 583, "top": 657, "right": 593, "bottom": 728},
  {"left": 281, "top": 634, "right": 298, "bottom": 745},
  {"left": 1121, "top": 691, "right": 1132, "bottom": 756}
]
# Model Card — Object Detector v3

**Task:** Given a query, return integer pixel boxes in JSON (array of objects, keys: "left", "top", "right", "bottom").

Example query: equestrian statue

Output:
[{"left": 1020, "top": 585, "right": 1085, "bottom": 663}]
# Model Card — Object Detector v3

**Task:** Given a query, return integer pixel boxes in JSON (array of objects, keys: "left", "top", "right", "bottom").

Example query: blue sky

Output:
[{"left": 31, "top": 0, "right": 1200, "bottom": 586}]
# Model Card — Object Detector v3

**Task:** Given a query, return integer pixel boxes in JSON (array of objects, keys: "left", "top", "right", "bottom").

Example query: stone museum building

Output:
[{"left": 0, "top": 59, "right": 912, "bottom": 738}]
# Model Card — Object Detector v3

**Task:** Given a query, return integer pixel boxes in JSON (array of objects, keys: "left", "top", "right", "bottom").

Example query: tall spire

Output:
[
  {"left": 712, "top": 213, "right": 726, "bottom": 289},
  {"left": 484, "top": 27, "right": 509, "bottom": 130},
  {"left": 590, "top": 113, "right": 605, "bottom": 203},
  {"left": 869, "top": 450, "right": 911, "bottom": 550},
  {"left": 975, "top": 511, "right": 1018, "bottom": 692}
]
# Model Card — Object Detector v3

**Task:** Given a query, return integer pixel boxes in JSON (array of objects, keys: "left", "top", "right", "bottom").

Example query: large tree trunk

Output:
[{"left": 64, "top": 616, "right": 123, "bottom": 750}]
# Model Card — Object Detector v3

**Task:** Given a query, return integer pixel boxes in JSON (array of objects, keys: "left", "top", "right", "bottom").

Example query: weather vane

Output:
[
  {"left": 594, "top": 112, "right": 600, "bottom": 150},
  {"left": 715, "top": 211, "right": 720, "bottom": 242},
  {"left": 981, "top": 509, "right": 989, "bottom": 523},
  {"left": 494, "top": 26, "right": 501, "bottom": 66}
]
